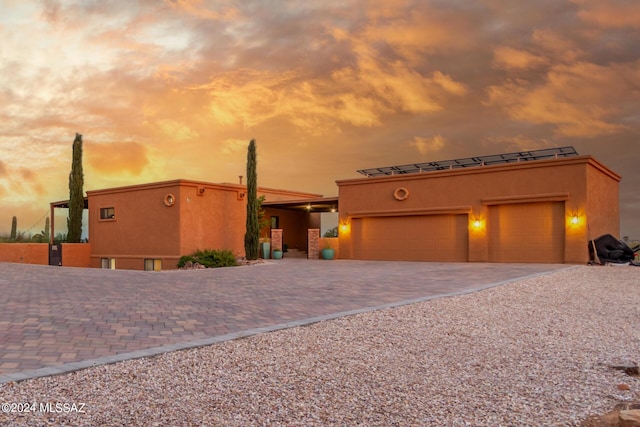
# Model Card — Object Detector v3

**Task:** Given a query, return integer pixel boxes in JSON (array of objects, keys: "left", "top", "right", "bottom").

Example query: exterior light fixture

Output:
[
  {"left": 306, "top": 204, "right": 312, "bottom": 211},
  {"left": 571, "top": 215, "right": 579, "bottom": 225},
  {"left": 471, "top": 216, "right": 484, "bottom": 231},
  {"left": 339, "top": 222, "right": 350, "bottom": 234},
  {"left": 330, "top": 206, "right": 336, "bottom": 213}
]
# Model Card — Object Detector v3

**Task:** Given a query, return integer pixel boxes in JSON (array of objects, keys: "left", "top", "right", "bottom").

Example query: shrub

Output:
[
  {"left": 177, "top": 249, "right": 238, "bottom": 269},
  {"left": 323, "top": 226, "right": 338, "bottom": 237}
]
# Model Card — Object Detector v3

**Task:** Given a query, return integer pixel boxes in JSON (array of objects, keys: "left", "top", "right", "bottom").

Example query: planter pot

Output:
[
  {"left": 261, "top": 242, "right": 271, "bottom": 259},
  {"left": 273, "top": 250, "right": 283, "bottom": 259},
  {"left": 321, "top": 248, "right": 335, "bottom": 260}
]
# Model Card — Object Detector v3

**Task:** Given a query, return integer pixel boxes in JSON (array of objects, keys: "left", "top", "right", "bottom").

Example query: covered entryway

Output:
[
  {"left": 262, "top": 197, "right": 339, "bottom": 258},
  {"left": 488, "top": 202, "right": 565, "bottom": 263},
  {"left": 351, "top": 214, "right": 469, "bottom": 261}
]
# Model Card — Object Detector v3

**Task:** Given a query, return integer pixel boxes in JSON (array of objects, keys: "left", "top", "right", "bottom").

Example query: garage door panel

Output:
[
  {"left": 353, "top": 214, "right": 468, "bottom": 262},
  {"left": 488, "top": 202, "right": 564, "bottom": 263}
]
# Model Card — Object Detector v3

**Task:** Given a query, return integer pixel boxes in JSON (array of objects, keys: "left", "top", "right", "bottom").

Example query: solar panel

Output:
[{"left": 356, "top": 146, "right": 579, "bottom": 177}]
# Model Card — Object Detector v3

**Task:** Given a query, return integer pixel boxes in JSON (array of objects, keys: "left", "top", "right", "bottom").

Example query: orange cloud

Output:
[
  {"left": 362, "top": 3, "right": 472, "bottom": 63},
  {"left": 493, "top": 46, "right": 548, "bottom": 70},
  {"left": 485, "top": 61, "right": 638, "bottom": 137},
  {"left": 573, "top": 0, "right": 640, "bottom": 28},
  {"left": 410, "top": 135, "right": 446, "bottom": 156},
  {"left": 531, "top": 29, "right": 583, "bottom": 63},
  {"left": 87, "top": 141, "right": 150, "bottom": 176},
  {"left": 165, "top": 0, "right": 239, "bottom": 21}
]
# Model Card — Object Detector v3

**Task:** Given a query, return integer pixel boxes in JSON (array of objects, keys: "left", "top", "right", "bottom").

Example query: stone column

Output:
[
  {"left": 308, "top": 229, "right": 320, "bottom": 260},
  {"left": 271, "top": 229, "right": 283, "bottom": 257}
]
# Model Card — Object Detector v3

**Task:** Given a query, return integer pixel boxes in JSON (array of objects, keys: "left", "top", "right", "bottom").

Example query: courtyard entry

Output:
[{"left": 49, "top": 244, "right": 62, "bottom": 266}]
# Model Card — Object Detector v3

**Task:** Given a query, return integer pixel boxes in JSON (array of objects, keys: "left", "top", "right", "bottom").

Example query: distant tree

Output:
[
  {"left": 54, "top": 232, "right": 67, "bottom": 244},
  {"left": 44, "top": 216, "right": 50, "bottom": 242},
  {"left": 10, "top": 216, "right": 17, "bottom": 240},
  {"left": 31, "top": 217, "right": 51, "bottom": 243},
  {"left": 67, "top": 133, "right": 84, "bottom": 243},
  {"left": 244, "top": 139, "right": 260, "bottom": 260}
]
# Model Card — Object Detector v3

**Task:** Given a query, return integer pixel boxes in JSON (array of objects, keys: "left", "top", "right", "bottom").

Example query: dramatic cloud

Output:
[
  {"left": 573, "top": 0, "right": 640, "bottom": 29},
  {"left": 410, "top": 135, "right": 446, "bottom": 156},
  {"left": 1, "top": 0, "right": 639, "bottom": 237},
  {"left": 486, "top": 61, "right": 639, "bottom": 137},
  {"left": 493, "top": 46, "right": 548, "bottom": 70},
  {"left": 87, "top": 141, "right": 150, "bottom": 176}
]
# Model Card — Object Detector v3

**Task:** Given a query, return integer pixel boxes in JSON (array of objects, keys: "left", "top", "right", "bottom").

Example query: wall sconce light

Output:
[
  {"left": 471, "top": 216, "right": 483, "bottom": 230},
  {"left": 571, "top": 215, "right": 580, "bottom": 225},
  {"left": 339, "top": 222, "right": 350, "bottom": 234}
]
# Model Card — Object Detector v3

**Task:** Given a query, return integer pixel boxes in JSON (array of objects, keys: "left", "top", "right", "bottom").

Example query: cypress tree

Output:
[
  {"left": 67, "top": 133, "right": 84, "bottom": 243},
  {"left": 244, "top": 139, "right": 260, "bottom": 260},
  {"left": 10, "top": 216, "right": 16, "bottom": 240}
]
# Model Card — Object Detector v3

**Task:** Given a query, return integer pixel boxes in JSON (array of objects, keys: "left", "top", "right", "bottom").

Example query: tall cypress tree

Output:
[
  {"left": 67, "top": 133, "right": 84, "bottom": 243},
  {"left": 10, "top": 216, "right": 17, "bottom": 240},
  {"left": 244, "top": 139, "right": 259, "bottom": 260}
]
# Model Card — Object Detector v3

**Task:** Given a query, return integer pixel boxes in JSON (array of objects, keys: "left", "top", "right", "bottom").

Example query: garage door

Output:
[
  {"left": 488, "top": 202, "right": 564, "bottom": 263},
  {"left": 352, "top": 214, "right": 468, "bottom": 262}
]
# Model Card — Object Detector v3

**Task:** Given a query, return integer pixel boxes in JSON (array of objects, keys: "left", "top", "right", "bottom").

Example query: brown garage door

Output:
[
  {"left": 352, "top": 214, "right": 469, "bottom": 261},
  {"left": 488, "top": 202, "right": 565, "bottom": 263}
]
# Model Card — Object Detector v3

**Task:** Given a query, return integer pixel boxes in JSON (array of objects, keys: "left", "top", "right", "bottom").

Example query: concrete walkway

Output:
[{"left": 0, "top": 259, "right": 572, "bottom": 383}]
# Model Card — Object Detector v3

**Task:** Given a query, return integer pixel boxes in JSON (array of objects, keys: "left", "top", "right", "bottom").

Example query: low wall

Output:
[
  {"left": 0, "top": 243, "right": 92, "bottom": 268},
  {"left": 61, "top": 243, "right": 91, "bottom": 268},
  {"left": 0, "top": 243, "right": 48, "bottom": 265}
]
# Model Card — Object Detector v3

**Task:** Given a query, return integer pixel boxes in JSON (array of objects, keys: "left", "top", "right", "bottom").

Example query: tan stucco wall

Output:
[
  {"left": 60, "top": 243, "right": 91, "bottom": 268},
  {"left": 88, "top": 181, "right": 182, "bottom": 270},
  {"left": 337, "top": 156, "right": 620, "bottom": 264},
  {"left": 0, "top": 243, "right": 91, "bottom": 268},
  {"left": 0, "top": 243, "right": 48, "bottom": 265},
  {"left": 586, "top": 161, "right": 620, "bottom": 238},
  {"left": 87, "top": 179, "right": 321, "bottom": 270}
]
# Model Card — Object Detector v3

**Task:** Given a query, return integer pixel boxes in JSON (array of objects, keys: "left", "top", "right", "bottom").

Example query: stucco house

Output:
[
  {"left": 337, "top": 148, "right": 619, "bottom": 264},
  {"left": 84, "top": 180, "right": 322, "bottom": 270},
  {"left": 45, "top": 146, "right": 621, "bottom": 269}
]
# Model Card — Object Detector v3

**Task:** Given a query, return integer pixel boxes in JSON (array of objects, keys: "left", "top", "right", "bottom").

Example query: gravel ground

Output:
[{"left": 0, "top": 265, "right": 638, "bottom": 426}]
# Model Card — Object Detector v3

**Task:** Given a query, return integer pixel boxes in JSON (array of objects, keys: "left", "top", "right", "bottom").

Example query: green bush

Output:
[{"left": 177, "top": 249, "right": 238, "bottom": 269}]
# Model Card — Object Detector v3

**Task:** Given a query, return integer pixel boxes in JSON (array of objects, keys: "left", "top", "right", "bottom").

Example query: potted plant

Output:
[
  {"left": 321, "top": 243, "right": 335, "bottom": 260},
  {"left": 272, "top": 246, "right": 283, "bottom": 259},
  {"left": 260, "top": 237, "right": 271, "bottom": 259}
]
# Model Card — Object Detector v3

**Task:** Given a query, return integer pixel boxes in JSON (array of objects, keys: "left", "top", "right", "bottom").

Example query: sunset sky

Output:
[{"left": 1, "top": 0, "right": 639, "bottom": 238}]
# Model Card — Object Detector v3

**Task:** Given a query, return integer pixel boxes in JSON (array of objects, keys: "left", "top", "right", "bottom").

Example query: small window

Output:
[
  {"left": 100, "top": 207, "right": 115, "bottom": 220},
  {"left": 271, "top": 216, "right": 279, "bottom": 229},
  {"left": 144, "top": 259, "right": 162, "bottom": 271},
  {"left": 101, "top": 258, "right": 116, "bottom": 269}
]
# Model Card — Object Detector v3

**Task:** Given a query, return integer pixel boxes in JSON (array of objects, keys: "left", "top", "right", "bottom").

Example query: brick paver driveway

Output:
[{"left": 0, "top": 259, "right": 571, "bottom": 383}]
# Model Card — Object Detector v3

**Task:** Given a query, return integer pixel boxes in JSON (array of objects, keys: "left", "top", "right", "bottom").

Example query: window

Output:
[
  {"left": 144, "top": 259, "right": 162, "bottom": 271},
  {"left": 101, "top": 258, "right": 116, "bottom": 269},
  {"left": 100, "top": 207, "right": 115, "bottom": 220},
  {"left": 271, "top": 216, "right": 279, "bottom": 229}
]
